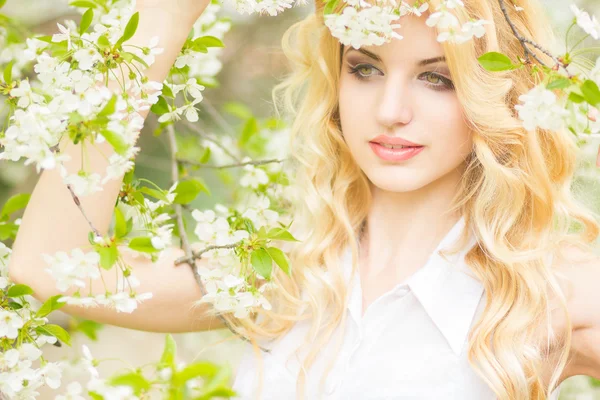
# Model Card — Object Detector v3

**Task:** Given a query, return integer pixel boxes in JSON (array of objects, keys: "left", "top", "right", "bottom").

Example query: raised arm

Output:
[{"left": 7, "top": 0, "right": 226, "bottom": 333}]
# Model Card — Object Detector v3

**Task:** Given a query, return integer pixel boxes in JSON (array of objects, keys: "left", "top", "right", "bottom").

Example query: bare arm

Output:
[{"left": 7, "top": 2, "right": 226, "bottom": 333}]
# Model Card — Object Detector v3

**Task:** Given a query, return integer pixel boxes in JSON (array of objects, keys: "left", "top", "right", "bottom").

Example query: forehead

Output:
[{"left": 342, "top": 14, "right": 445, "bottom": 63}]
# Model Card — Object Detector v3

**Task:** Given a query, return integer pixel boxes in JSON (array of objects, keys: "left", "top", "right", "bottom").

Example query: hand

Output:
[{"left": 136, "top": 0, "right": 212, "bottom": 26}]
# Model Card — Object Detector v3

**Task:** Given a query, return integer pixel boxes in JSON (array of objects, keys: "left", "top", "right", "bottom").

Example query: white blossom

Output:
[
  {"left": 51, "top": 23, "right": 74, "bottom": 51},
  {"left": 73, "top": 47, "right": 103, "bottom": 71},
  {"left": 514, "top": 85, "right": 570, "bottom": 132},
  {"left": 240, "top": 161, "right": 270, "bottom": 188},
  {"left": 62, "top": 172, "right": 104, "bottom": 197},
  {"left": 324, "top": 6, "right": 403, "bottom": 49},
  {"left": 55, "top": 381, "right": 86, "bottom": 400},
  {"left": 43, "top": 248, "right": 101, "bottom": 292},
  {"left": 399, "top": 1, "right": 429, "bottom": 17},
  {"left": 0, "top": 310, "right": 24, "bottom": 339},
  {"left": 571, "top": 5, "right": 600, "bottom": 40}
]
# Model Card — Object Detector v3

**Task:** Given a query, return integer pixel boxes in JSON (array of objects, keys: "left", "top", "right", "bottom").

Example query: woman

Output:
[{"left": 7, "top": 0, "right": 600, "bottom": 399}]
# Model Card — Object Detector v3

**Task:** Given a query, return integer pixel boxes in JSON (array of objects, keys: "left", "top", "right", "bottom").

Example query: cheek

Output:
[
  {"left": 338, "top": 78, "right": 373, "bottom": 137},
  {"left": 426, "top": 99, "right": 472, "bottom": 160}
]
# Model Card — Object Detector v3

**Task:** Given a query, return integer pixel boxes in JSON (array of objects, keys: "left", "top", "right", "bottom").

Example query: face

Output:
[{"left": 338, "top": 14, "right": 473, "bottom": 194}]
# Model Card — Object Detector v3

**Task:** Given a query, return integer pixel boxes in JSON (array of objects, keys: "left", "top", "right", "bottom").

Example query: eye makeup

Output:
[{"left": 345, "top": 62, "right": 455, "bottom": 92}]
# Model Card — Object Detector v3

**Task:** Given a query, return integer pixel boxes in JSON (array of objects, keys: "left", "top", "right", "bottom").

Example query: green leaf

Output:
[
  {"left": 126, "top": 216, "right": 133, "bottom": 235},
  {"left": 138, "top": 186, "right": 170, "bottom": 203},
  {"left": 89, "top": 392, "right": 103, "bottom": 400},
  {"left": 159, "top": 334, "right": 177, "bottom": 368},
  {"left": 32, "top": 35, "right": 53, "bottom": 44},
  {"left": 323, "top": 0, "right": 340, "bottom": 15},
  {"left": 1, "top": 193, "right": 30, "bottom": 219},
  {"left": 108, "top": 372, "right": 150, "bottom": 396},
  {"left": 3, "top": 60, "right": 14, "bottom": 84},
  {"left": 114, "top": 207, "right": 128, "bottom": 238},
  {"left": 240, "top": 117, "right": 258, "bottom": 147},
  {"left": 128, "top": 237, "right": 159, "bottom": 253},
  {"left": 546, "top": 77, "right": 571, "bottom": 90},
  {"left": 189, "top": 41, "right": 207, "bottom": 53},
  {"left": 8, "top": 301, "right": 23, "bottom": 310},
  {"left": 581, "top": 79, "right": 600, "bottom": 106},
  {"left": 173, "top": 362, "right": 218, "bottom": 386},
  {"left": 194, "top": 365, "right": 234, "bottom": 399},
  {"left": 98, "top": 94, "right": 117, "bottom": 117},
  {"left": 266, "top": 227, "right": 298, "bottom": 242},
  {"left": 0, "top": 222, "right": 19, "bottom": 241},
  {"left": 0, "top": 0, "right": 6, "bottom": 9},
  {"left": 173, "top": 179, "right": 209, "bottom": 204},
  {"left": 223, "top": 102, "right": 253, "bottom": 120},
  {"left": 160, "top": 83, "right": 174, "bottom": 98},
  {"left": 251, "top": 248, "right": 273, "bottom": 280},
  {"left": 199, "top": 147, "right": 211, "bottom": 164},
  {"left": 243, "top": 219, "right": 255, "bottom": 235},
  {"left": 69, "top": 0, "right": 98, "bottom": 8},
  {"left": 116, "top": 12, "right": 139, "bottom": 47},
  {"left": 568, "top": 92, "right": 585, "bottom": 104},
  {"left": 97, "top": 34, "right": 110, "bottom": 49},
  {"left": 37, "top": 324, "right": 72, "bottom": 346},
  {"left": 100, "top": 129, "right": 128, "bottom": 155},
  {"left": 121, "top": 51, "right": 150, "bottom": 69},
  {"left": 477, "top": 52, "right": 518, "bottom": 72},
  {"left": 256, "top": 226, "right": 268, "bottom": 239},
  {"left": 266, "top": 247, "right": 291, "bottom": 276},
  {"left": 75, "top": 320, "right": 104, "bottom": 341},
  {"left": 79, "top": 8, "right": 94, "bottom": 35},
  {"left": 36, "top": 295, "right": 66, "bottom": 318},
  {"left": 150, "top": 96, "right": 169, "bottom": 115},
  {"left": 7, "top": 284, "right": 34, "bottom": 298},
  {"left": 98, "top": 245, "right": 118, "bottom": 270},
  {"left": 192, "top": 35, "right": 224, "bottom": 50}
]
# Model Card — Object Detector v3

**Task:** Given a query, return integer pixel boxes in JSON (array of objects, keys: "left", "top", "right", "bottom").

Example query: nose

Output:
[{"left": 375, "top": 75, "right": 414, "bottom": 129}]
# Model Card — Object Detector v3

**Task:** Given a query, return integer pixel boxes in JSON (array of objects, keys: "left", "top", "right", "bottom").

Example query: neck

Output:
[{"left": 358, "top": 165, "right": 465, "bottom": 274}]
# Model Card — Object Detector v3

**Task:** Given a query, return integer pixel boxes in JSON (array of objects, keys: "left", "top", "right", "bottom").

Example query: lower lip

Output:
[{"left": 369, "top": 142, "right": 425, "bottom": 161}]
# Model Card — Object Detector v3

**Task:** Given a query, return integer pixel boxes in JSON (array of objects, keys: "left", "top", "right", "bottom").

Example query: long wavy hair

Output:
[{"left": 201, "top": 0, "right": 600, "bottom": 398}]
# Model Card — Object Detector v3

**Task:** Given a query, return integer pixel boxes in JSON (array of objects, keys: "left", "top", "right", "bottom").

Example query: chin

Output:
[{"left": 365, "top": 172, "right": 429, "bottom": 193}]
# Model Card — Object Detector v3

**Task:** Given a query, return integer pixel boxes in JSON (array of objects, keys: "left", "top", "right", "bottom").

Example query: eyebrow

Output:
[{"left": 343, "top": 47, "right": 446, "bottom": 66}]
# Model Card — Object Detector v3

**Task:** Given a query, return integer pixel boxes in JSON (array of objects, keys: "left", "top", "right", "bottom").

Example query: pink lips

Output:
[{"left": 369, "top": 135, "right": 425, "bottom": 162}]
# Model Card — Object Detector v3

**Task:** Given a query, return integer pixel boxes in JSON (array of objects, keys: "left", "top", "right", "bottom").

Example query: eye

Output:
[
  {"left": 347, "top": 63, "right": 382, "bottom": 80},
  {"left": 418, "top": 71, "right": 455, "bottom": 91}
]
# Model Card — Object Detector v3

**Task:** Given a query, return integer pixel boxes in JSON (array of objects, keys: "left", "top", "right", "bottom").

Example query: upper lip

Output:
[{"left": 370, "top": 135, "right": 424, "bottom": 147}]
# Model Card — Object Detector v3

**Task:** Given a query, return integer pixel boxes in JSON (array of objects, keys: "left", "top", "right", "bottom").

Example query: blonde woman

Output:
[{"left": 8, "top": 0, "right": 600, "bottom": 399}]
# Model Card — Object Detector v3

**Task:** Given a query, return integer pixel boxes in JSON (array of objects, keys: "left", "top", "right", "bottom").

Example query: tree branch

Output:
[
  {"left": 50, "top": 145, "right": 102, "bottom": 238},
  {"left": 177, "top": 157, "right": 285, "bottom": 169},
  {"left": 181, "top": 120, "right": 242, "bottom": 162},
  {"left": 497, "top": 0, "right": 573, "bottom": 78},
  {"left": 166, "top": 124, "right": 268, "bottom": 352}
]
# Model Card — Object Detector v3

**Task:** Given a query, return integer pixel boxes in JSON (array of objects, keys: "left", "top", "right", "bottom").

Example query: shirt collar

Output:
[{"left": 342, "top": 216, "right": 485, "bottom": 356}]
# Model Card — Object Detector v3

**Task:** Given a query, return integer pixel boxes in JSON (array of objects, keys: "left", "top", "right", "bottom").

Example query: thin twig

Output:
[
  {"left": 181, "top": 120, "right": 242, "bottom": 162},
  {"left": 202, "top": 98, "right": 239, "bottom": 138},
  {"left": 50, "top": 145, "right": 102, "bottom": 238},
  {"left": 65, "top": 184, "right": 102, "bottom": 238},
  {"left": 497, "top": 0, "right": 573, "bottom": 78},
  {"left": 174, "top": 242, "right": 241, "bottom": 266},
  {"left": 166, "top": 124, "right": 269, "bottom": 352},
  {"left": 177, "top": 157, "right": 286, "bottom": 169}
]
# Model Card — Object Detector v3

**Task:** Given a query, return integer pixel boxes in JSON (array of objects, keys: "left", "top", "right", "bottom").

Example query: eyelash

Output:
[{"left": 346, "top": 63, "right": 455, "bottom": 92}]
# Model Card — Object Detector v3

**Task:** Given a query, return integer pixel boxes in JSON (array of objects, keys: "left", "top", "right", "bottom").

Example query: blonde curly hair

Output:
[{"left": 200, "top": 1, "right": 600, "bottom": 398}]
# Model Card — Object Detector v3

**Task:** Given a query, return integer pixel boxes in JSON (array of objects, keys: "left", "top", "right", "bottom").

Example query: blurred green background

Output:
[{"left": 1, "top": 0, "right": 600, "bottom": 398}]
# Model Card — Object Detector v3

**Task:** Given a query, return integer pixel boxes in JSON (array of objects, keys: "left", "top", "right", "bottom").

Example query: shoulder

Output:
[{"left": 550, "top": 242, "right": 600, "bottom": 380}]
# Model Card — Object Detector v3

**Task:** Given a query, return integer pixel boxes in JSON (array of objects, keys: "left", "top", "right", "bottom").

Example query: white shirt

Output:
[{"left": 231, "top": 217, "right": 563, "bottom": 399}]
